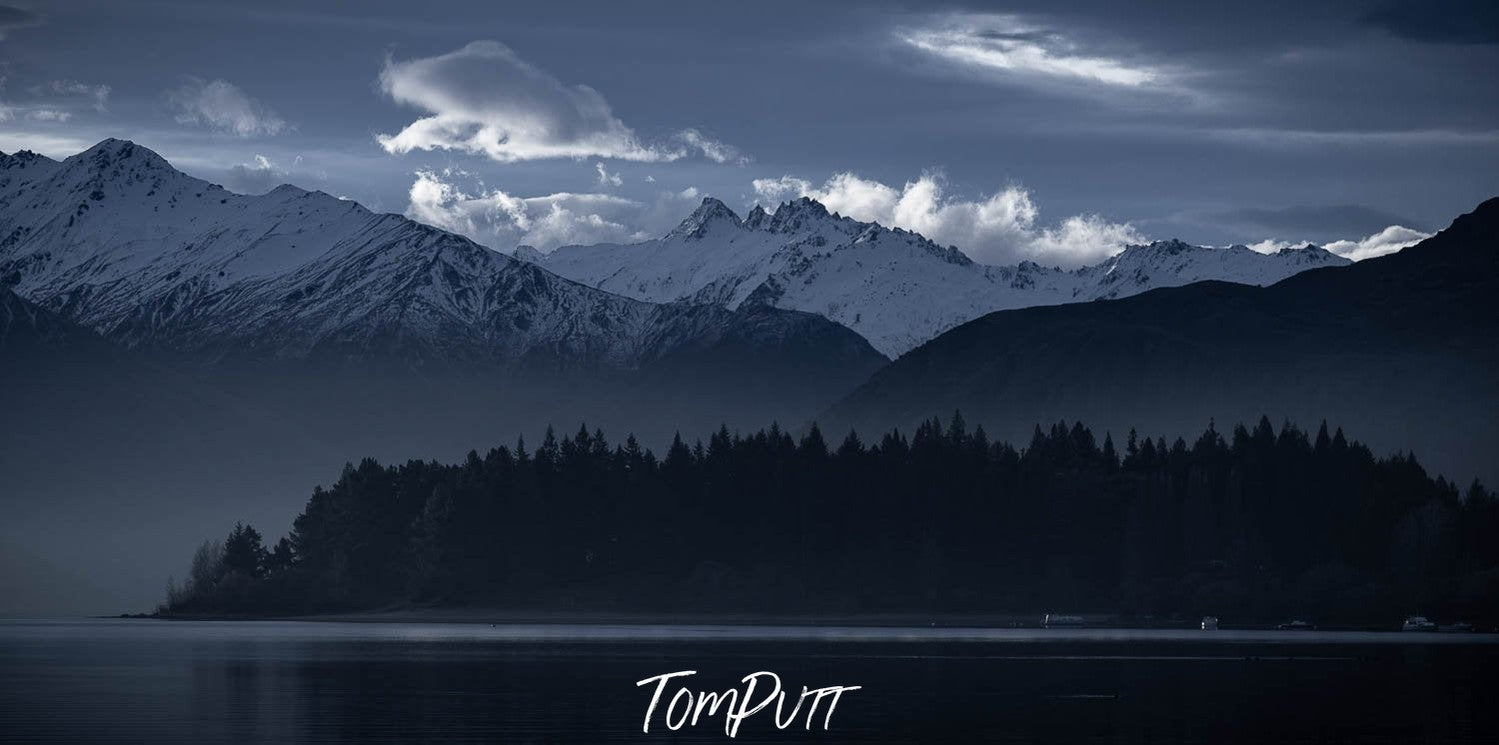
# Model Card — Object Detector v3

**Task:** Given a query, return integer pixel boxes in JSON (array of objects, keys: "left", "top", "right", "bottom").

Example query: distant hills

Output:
[{"left": 827, "top": 197, "right": 1499, "bottom": 487}]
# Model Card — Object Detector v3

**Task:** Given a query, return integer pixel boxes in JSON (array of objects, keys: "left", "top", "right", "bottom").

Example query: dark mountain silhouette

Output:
[{"left": 827, "top": 197, "right": 1499, "bottom": 486}]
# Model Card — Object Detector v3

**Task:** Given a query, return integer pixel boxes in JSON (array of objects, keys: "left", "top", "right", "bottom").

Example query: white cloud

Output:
[
  {"left": 1247, "top": 225, "right": 1429, "bottom": 261},
  {"left": 594, "top": 161, "right": 622, "bottom": 187},
  {"left": 376, "top": 41, "right": 744, "bottom": 164},
  {"left": 0, "top": 78, "right": 109, "bottom": 124},
  {"left": 753, "top": 171, "right": 1144, "bottom": 267},
  {"left": 675, "top": 128, "right": 746, "bottom": 165},
  {"left": 221, "top": 154, "right": 325, "bottom": 195},
  {"left": 405, "top": 169, "right": 653, "bottom": 251},
  {"left": 24, "top": 108, "right": 68, "bottom": 121},
  {"left": 902, "top": 15, "right": 1164, "bottom": 90},
  {"left": 169, "top": 78, "right": 286, "bottom": 137},
  {"left": 41, "top": 80, "right": 110, "bottom": 111}
]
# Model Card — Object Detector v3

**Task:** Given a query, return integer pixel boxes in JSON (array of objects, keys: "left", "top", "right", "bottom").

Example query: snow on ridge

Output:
[
  {"left": 0, "top": 139, "right": 800, "bottom": 368},
  {"left": 537, "top": 200, "right": 1353, "bottom": 357}
]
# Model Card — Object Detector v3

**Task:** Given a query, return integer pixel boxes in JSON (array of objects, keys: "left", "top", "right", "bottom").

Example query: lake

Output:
[{"left": 1, "top": 619, "right": 1496, "bottom": 742}]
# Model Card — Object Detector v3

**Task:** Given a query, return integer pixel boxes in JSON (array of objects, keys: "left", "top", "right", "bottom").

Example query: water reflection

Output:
[{"left": 1, "top": 619, "right": 1496, "bottom": 743}]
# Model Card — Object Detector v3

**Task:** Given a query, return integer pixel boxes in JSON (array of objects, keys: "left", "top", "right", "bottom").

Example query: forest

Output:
[{"left": 163, "top": 415, "right": 1499, "bottom": 625}]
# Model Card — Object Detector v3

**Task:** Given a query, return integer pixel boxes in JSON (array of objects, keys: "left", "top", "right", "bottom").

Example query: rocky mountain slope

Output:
[{"left": 0, "top": 140, "right": 883, "bottom": 377}]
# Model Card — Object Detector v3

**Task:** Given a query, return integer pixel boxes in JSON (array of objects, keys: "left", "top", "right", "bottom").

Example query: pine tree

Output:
[{"left": 222, "top": 522, "right": 266, "bottom": 579}]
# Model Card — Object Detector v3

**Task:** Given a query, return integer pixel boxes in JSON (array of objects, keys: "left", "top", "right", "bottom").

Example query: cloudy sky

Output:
[{"left": 1, "top": 0, "right": 1495, "bottom": 266}]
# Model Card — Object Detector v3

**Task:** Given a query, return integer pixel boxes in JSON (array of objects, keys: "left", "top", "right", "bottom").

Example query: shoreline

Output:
[{"left": 121, "top": 607, "right": 1492, "bottom": 634}]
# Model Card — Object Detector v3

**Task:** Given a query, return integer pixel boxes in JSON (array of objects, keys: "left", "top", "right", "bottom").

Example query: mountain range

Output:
[
  {"left": 827, "top": 197, "right": 1499, "bottom": 489},
  {"left": 530, "top": 196, "right": 1349, "bottom": 357},
  {"left": 0, "top": 140, "right": 886, "bottom": 614},
  {"left": 2, "top": 137, "right": 1491, "bottom": 615},
  {"left": 0, "top": 140, "right": 880, "bottom": 376}
]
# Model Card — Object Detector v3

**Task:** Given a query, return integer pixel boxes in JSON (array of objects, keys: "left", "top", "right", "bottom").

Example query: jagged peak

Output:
[
  {"left": 1139, "top": 238, "right": 1197, "bottom": 253},
  {"left": 744, "top": 204, "right": 770, "bottom": 230},
  {"left": 72, "top": 138, "right": 174, "bottom": 173},
  {"left": 0, "top": 149, "right": 54, "bottom": 170},
  {"left": 667, "top": 197, "right": 742, "bottom": 240},
  {"left": 775, "top": 196, "right": 829, "bottom": 218},
  {"left": 765, "top": 196, "right": 837, "bottom": 233}
]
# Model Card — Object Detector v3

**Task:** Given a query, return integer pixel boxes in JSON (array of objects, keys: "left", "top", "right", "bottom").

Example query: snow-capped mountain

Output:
[
  {"left": 0, "top": 140, "right": 880, "bottom": 373},
  {"left": 531, "top": 197, "right": 1352, "bottom": 357}
]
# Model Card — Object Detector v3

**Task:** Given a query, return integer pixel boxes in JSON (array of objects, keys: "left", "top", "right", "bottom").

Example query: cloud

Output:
[
  {"left": 0, "top": 4, "right": 41, "bottom": 38},
  {"left": 1202, "top": 126, "right": 1499, "bottom": 147},
  {"left": 902, "top": 14, "right": 1165, "bottom": 90},
  {"left": 752, "top": 171, "right": 1144, "bottom": 267},
  {"left": 24, "top": 107, "right": 67, "bottom": 121},
  {"left": 1200, "top": 204, "right": 1424, "bottom": 239},
  {"left": 405, "top": 169, "right": 654, "bottom": 251},
  {"left": 1247, "top": 225, "right": 1429, "bottom": 262},
  {"left": 220, "top": 154, "right": 325, "bottom": 195},
  {"left": 376, "top": 41, "right": 744, "bottom": 163},
  {"left": 1362, "top": 1, "right": 1499, "bottom": 45},
  {"left": 169, "top": 78, "right": 286, "bottom": 137},
  {"left": 40, "top": 80, "right": 110, "bottom": 111},
  {"left": 0, "top": 129, "right": 94, "bottom": 157},
  {"left": 594, "top": 161, "right": 621, "bottom": 187},
  {"left": 0, "top": 78, "right": 109, "bottom": 123},
  {"left": 675, "top": 128, "right": 746, "bottom": 165}
]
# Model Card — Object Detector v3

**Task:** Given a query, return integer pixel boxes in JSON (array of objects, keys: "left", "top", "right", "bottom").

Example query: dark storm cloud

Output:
[
  {"left": 1362, "top": 0, "right": 1499, "bottom": 45},
  {"left": 0, "top": 4, "right": 41, "bottom": 36}
]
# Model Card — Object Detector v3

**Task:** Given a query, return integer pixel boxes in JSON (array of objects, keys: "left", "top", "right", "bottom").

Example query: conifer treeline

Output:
[{"left": 165, "top": 415, "right": 1499, "bottom": 623}]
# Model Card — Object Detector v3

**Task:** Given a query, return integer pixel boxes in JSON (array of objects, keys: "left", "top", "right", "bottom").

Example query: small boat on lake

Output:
[
  {"left": 1200, "top": 616, "right": 1220, "bottom": 630},
  {"left": 1043, "top": 614, "right": 1086, "bottom": 628},
  {"left": 1277, "top": 620, "right": 1315, "bottom": 631}
]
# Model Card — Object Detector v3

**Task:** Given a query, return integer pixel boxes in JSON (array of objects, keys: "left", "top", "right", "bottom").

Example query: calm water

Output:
[{"left": 2, "top": 619, "right": 1497, "bottom": 743}]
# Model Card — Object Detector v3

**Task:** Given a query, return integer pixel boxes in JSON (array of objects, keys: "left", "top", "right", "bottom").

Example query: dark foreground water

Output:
[{"left": 1, "top": 620, "right": 1497, "bottom": 743}]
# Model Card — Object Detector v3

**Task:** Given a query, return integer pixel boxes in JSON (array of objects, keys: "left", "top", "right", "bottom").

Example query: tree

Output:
[
  {"left": 187, "top": 538, "right": 223, "bottom": 599},
  {"left": 265, "top": 537, "right": 296, "bottom": 577},
  {"left": 222, "top": 522, "right": 266, "bottom": 579}
]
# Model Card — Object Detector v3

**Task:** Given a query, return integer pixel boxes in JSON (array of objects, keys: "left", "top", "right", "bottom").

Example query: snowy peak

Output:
[
  {"left": 0, "top": 138, "right": 884, "bottom": 376},
  {"left": 765, "top": 196, "right": 834, "bottom": 233},
  {"left": 0, "top": 149, "right": 57, "bottom": 172},
  {"left": 744, "top": 204, "right": 770, "bottom": 230},
  {"left": 77, "top": 138, "right": 172, "bottom": 169},
  {"left": 537, "top": 200, "right": 1358, "bottom": 357},
  {"left": 666, "top": 197, "right": 742, "bottom": 240}
]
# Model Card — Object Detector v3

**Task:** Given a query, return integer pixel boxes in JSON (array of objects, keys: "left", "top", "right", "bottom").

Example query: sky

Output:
[{"left": 1, "top": 0, "right": 1496, "bottom": 267}]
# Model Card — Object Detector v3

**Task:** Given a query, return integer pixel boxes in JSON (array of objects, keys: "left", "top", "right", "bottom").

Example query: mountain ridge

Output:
[
  {"left": 0, "top": 139, "right": 885, "bottom": 377},
  {"left": 532, "top": 195, "right": 1352, "bottom": 357},
  {"left": 824, "top": 196, "right": 1499, "bottom": 486}
]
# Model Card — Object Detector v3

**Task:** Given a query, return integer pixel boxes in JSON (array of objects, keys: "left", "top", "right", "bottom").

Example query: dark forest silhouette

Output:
[{"left": 164, "top": 414, "right": 1499, "bottom": 625}]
